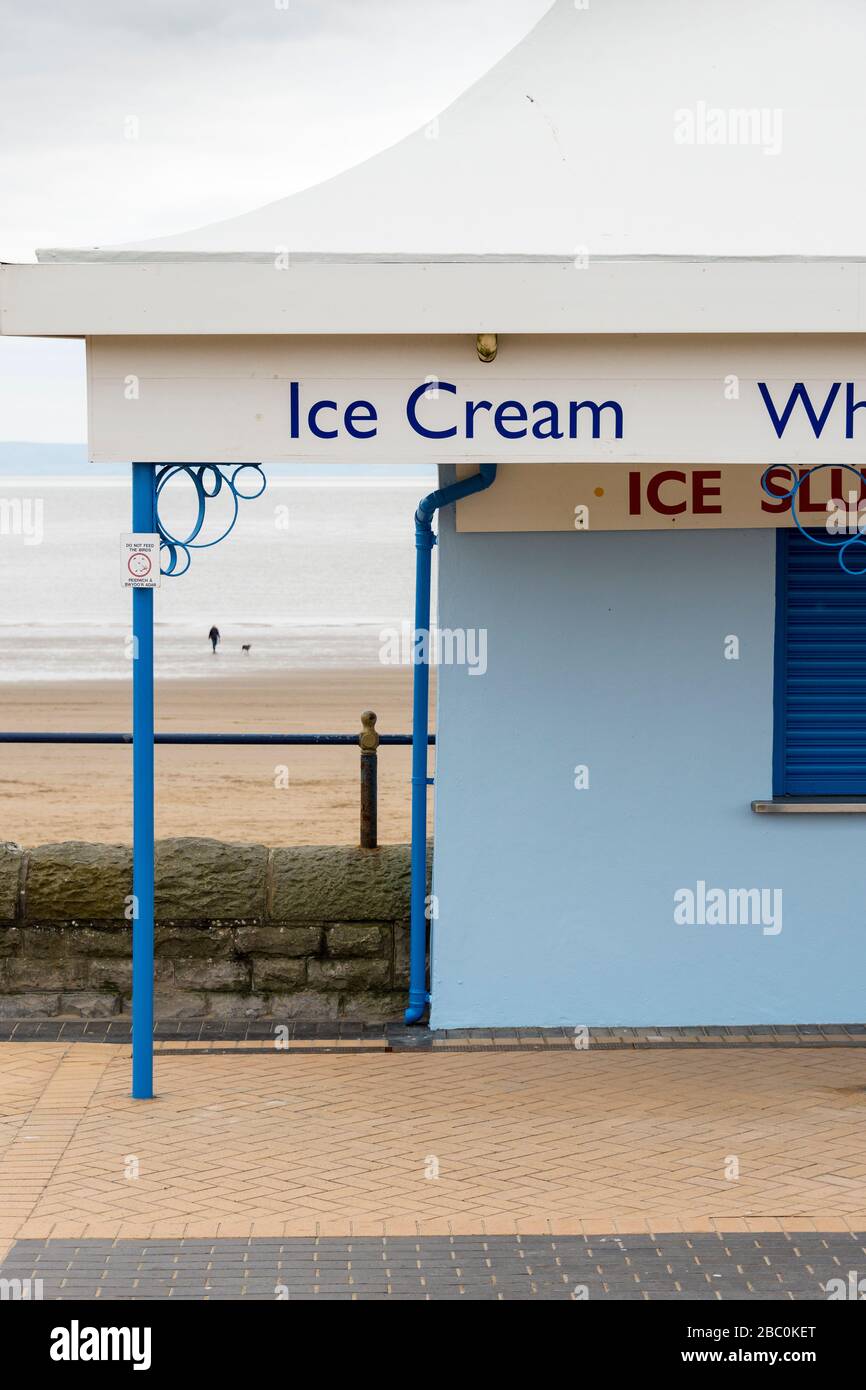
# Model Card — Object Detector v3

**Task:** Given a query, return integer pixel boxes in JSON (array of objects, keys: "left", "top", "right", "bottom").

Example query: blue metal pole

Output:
[
  {"left": 404, "top": 464, "right": 497, "bottom": 1025},
  {"left": 406, "top": 526, "right": 435, "bottom": 1024},
  {"left": 131, "top": 463, "right": 155, "bottom": 1099}
]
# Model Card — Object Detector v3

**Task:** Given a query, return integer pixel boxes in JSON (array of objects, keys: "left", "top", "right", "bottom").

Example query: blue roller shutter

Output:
[{"left": 774, "top": 528, "right": 866, "bottom": 795}]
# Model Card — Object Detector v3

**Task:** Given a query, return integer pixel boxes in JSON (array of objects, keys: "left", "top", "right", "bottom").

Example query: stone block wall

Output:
[{"left": 0, "top": 839, "right": 428, "bottom": 1021}]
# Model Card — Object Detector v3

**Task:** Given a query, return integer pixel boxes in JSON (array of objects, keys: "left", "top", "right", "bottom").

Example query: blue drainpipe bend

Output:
[{"left": 404, "top": 464, "right": 497, "bottom": 1024}]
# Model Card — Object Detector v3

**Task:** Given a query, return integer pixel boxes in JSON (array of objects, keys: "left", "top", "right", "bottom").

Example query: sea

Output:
[{"left": 0, "top": 473, "right": 437, "bottom": 681}]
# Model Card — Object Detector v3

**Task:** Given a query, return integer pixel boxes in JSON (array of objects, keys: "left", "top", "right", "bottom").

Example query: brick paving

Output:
[
  {"left": 1, "top": 1041, "right": 865, "bottom": 1249},
  {"left": 1, "top": 1232, "right": 863, "bottom": 1300}
]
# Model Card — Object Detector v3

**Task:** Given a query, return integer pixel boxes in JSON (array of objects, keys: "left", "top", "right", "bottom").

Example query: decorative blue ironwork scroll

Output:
[
  {"left": 760, "top": 463, "right": 866, "bottom": 575},
  {"left": 155, "top": 464, "right": 267, "bottom": 576}
]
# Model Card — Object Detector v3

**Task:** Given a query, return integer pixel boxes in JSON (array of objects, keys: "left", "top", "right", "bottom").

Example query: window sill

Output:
[{"left": 752, "top": 798, "right": 866, "bottom": 814}]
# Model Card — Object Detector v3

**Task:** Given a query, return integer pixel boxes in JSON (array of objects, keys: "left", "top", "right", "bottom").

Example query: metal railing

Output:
[{"left": 0, "top": 712, "right": 435, "bottom": 850}]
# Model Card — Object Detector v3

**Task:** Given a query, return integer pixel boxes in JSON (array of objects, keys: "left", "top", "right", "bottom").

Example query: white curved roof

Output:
[{"left": 38, "top": 0, "right": 866, "bottom": 263}]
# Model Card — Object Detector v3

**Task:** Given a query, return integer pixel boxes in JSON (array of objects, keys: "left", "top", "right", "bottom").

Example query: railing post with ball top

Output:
[{"left": 359, "top": 711, "right": 379, "bottom": 848}]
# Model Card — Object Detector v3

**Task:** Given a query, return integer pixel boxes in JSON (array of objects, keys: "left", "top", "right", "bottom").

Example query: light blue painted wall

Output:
[{"left": 431, "top": 515, "right": 866, "bottom": 1026}]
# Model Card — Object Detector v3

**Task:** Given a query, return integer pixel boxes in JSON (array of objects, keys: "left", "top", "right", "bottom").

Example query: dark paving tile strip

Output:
[
  {"left": 156, "top": 1046, "right": 394, "bottom": 1056},
  {"left": 1, "top": 1235, "right": 862, "bottom": 1301},
  {"left": 1, "top": 1022, "right": 864, "bottom": 1050}
]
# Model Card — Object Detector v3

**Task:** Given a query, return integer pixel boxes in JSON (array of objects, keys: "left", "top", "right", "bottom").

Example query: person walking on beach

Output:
[{"left": 208, "top": 625, "right": 221, "bottom": 654}]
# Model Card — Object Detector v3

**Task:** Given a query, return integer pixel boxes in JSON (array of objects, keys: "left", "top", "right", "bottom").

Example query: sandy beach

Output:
[{"left": 0, "top": 668, "right": 432, "bottom": 847}]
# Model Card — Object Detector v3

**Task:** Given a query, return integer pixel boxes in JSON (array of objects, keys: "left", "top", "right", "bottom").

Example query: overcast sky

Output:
[{"left": 0, "top": 0, "right": 552, "bottom": 444}]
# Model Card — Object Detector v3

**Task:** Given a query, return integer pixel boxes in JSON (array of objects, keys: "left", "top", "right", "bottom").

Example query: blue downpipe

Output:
[
  {"left": 404, "top": 464, "right": 497, "bottom": 1024},
  {"left": 131, "top": 464, "right": 156, "bottom": 1099}
]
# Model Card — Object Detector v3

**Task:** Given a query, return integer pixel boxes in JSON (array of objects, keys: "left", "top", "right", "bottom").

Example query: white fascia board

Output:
[{"left": 2, "top": 258, "right": 866, "bottom": 337}]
